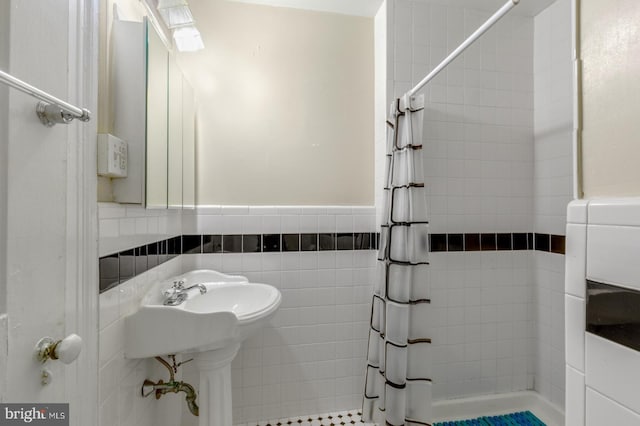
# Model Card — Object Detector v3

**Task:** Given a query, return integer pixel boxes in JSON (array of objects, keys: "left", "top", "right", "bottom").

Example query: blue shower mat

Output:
[{"left": 434, "top": 410, "right": 546, "bottom": 426}]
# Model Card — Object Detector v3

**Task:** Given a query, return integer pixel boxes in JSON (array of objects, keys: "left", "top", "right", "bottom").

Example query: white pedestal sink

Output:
[{"left": 124, "top": 270, "right": 282, "bottom": 426}]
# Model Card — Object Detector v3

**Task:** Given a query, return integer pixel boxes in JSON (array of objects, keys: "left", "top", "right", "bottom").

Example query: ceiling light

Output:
[
  {"left": 173, "top": 25, "right": 204, "bottom": 52},
  {"left": 157, "top": 0, "right": 194, "bottom": 28}
]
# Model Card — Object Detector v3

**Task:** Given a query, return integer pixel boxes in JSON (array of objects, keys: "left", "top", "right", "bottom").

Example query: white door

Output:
[{"left": 1, "top": 0, "right": 98, "bottom": 424}]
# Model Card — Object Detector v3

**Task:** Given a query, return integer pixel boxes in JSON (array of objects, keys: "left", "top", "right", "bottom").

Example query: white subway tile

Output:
[
  {"left": 587, "top": 225, "right": 640, "bottom": 291},
  {"left": 242, "top": 215, "right": 263, "bottom": 234},
  {"left": 565, "top": 295, "right": 585, "bottom": 372},
  {"left": 262, "top": 216, "right": 281, "bottom": 234},
  {"left": 99, "top": 288, "right": 120, "bottom": 331},
  {"left": 262, "top": 253, "right": 282, "bottom": 272},
  {"left": 298, "top": 216, "right": 318, "bottom": 233},
  {"left": 586, "top": 333, "right": 640, "bottom": 414},
  {"left": 100, "top": 219, "right": 120, "bottom": 239},
  {"left": 317, "top": 216, "right": 336, "bottom": 233},
  {"left": 277, "top": 207, "right": 302, "bottom": 215},
  {"left": 242, "top": 253, "right": 263, "bottom": 272},
  {"left": 280, "top": 216, "right": 300, "bottom": 233},
  {"left": 99, "top": 319, "right": 124, "bottom": 367},
  {"left": 586, "top": 387, "right": 640, "bottom": 426},
  {"left": 222, "top": 216, "right": 243, "bottom": 234},
  {"left": 221, "top": 206, "right": 250, "bottom": 215},
  {"left": 99, "top": 392, "right": 119, "bottom": 426}
]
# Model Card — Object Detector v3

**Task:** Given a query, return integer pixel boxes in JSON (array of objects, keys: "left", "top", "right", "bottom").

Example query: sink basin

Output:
[{"left": 124, "top": 269, "right": 281, "bottom": 359}]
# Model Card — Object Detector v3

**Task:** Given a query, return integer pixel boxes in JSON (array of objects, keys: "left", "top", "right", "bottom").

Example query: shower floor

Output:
[
  {"left": 432, "top": 391, "right": 564, "bottom": 426},
  {"left": 433, "top": 410, "right": 546, "bottom": 425},
  {"left": 237, "top": 391, "right": 563, "bottom": 426}
]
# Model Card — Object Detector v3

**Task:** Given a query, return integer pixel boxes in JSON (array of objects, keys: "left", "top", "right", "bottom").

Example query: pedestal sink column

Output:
[{"left": 194, "top": 343, "right": 241, "bottom": 426}]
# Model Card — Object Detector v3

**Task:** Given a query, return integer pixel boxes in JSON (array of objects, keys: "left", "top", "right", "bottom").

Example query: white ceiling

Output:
[
  {"left": 223, "top": 0, "right": 383, "bottom": 17},
  {"left": 223, "top": 0, "right": 557, "bottom": 17}
]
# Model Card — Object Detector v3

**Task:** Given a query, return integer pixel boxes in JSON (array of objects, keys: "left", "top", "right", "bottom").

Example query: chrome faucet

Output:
[{"left": 162, "top": 279, "right": 207, "bottom": 306}]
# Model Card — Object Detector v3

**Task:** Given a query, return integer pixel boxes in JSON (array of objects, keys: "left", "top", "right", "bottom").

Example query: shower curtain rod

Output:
[
  {"left": 407, "top": 0, "right": 520, "bottom": 98},
  {"left": 0, "top": 69, "right": 91, "bottom": 127}
]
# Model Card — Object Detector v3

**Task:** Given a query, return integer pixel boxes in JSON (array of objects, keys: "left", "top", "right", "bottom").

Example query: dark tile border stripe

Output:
[
  {"left": 550, "top": 234, "right": 566, "bottom": 254},
  {"left": 99, "top": 232, "right": 378, "bottom": 293},
  {"left": 428, "top": 233, "right": 565, "bottom": 255},
  {"left": 586, "top": 280, "right": 640, "bottom": 353},
  {"left": 99, "top": 231, "right": 566, "bottom": 293}
]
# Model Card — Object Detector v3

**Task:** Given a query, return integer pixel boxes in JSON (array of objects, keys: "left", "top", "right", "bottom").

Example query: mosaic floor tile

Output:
[
  {"left": 245, "top": 409, "right": 376, "bottom": 426},
  {"left": 240, "top": 409, "right": 546, "bottom": 426}
]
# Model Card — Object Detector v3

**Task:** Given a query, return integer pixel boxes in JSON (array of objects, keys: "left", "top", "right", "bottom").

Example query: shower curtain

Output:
[{"left": 363, "top": 94, "right": 432, "bottom": 425}]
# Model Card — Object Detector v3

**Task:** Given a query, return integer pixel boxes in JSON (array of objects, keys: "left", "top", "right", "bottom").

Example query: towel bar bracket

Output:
[
  {"left": 0, "top": 69, "right": 92, "bottom": 127},
  {"left": 36, "top": 101, "right": 90, "bottom": 127}
]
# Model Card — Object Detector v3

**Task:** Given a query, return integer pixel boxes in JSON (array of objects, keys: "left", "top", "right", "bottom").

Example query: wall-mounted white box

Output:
[{"left": 97, "top": 133, "right": 128, "bottom": 178}]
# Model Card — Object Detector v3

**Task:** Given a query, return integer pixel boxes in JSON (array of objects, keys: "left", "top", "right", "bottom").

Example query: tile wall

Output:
[
  {"left": 180, "top": 206, "right": 377, "bottom": 424},
  {"left": 387, "top": 0, "right": 573, "bottom": 408},
  {"left": 388, "top": 0, "right": 538, "bottom": 401},
  {"left": 428, "top": 232, "right": 564, "bottom": 254},
  {"left": 533, "top": 0, "right": 573, "bottom": 237},
  {"left": 565, "top": 200, "right": 640, "bottom": 424},
  {"left": 98, "top": 203, "right": 183, "bottom": 257},
  {"left": 532, "top": 251, "right": 566, "bottom": 408},
  {"left": 429, "top": 251, "right": 534, "bottom": 399},
  {"left": 533, "top": 0, "right": 573, "bottom": 409},
  {"left": 99, "top": 256, "right": 185, "bottom": 426},
  {"left": 98, "top": 204, "right": 377, "bottom": 426},
  {"left": 389, "top": 0, "right": 535, "bottom": 234},
  {"left": 98, "top": 203, "right": 184, "bottom": 426}
]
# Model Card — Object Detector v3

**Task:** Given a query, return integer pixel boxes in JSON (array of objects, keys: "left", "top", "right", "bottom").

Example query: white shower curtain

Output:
[{"left": 363, "top": 94, "right": 432, "bottom": 425}]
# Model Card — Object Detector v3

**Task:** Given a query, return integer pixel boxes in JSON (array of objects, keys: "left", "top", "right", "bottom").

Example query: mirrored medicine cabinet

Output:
[{"left": 111, "top": 17, "right": 195, "bottom": 209}]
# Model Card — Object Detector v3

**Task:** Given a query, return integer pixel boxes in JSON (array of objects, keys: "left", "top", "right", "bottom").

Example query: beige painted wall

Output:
[
  {"left": 581, "top": 0, "right": 640, "bottom": 197},
  {"left": 177, "top": 1, "right": 374, "bottom": 205}
]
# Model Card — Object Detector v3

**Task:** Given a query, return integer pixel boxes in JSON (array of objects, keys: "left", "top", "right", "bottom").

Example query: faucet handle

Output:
[
  {"left": 162, "top": 286, "right": 178, "bottom": 297},
  {"left": 162, "top": 279, "right": 186, "bottom": 298}
]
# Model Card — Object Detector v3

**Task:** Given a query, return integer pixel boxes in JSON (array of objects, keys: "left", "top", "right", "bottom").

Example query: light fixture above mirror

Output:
[
  {"left": 157, "top": 0, "right": 194, "bottom": 28},
  {"left": 173, "top": 25, "right": 204, "bottom": 52},
  {"left": 156, "top": 0, "right": 204, "bottom": 52}
]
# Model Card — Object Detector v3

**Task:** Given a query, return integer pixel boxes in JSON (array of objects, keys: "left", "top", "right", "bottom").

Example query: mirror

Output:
[
  {"left": 110, "top": 18, "right": 195, "bottom": 209},
  {"left": 145, "top": 21, "right": 169, "bottom": 208},
  {"left": 167, "top": 55, "right": 182, "bottom": 208},
  {"left": 168, "top": 54, "right": 196, "bottom": 209},
  {"left": 182, "top": 77, "right": 195, "bottom": 209}
]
